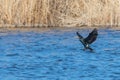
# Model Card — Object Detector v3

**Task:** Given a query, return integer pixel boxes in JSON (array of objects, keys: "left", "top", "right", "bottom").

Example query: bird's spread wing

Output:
[
  {"left": 84, "top": 28, "right": 98, "bottom": 44},
  {"left": 76, "top": 32, "right": 84, "bottom": 39},
  {"left": 76, "top": 32, "right": 86, "bottom": 47}
]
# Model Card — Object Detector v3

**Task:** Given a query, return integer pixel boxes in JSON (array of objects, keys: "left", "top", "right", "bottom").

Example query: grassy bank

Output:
[{"left": 0, "top": 0, "right": 120, "bottom": 27}]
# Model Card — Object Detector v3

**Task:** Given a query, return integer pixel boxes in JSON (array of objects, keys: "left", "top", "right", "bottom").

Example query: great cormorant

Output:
[{"left": 76, "top": 28, "right": 98, "bottom": 51}]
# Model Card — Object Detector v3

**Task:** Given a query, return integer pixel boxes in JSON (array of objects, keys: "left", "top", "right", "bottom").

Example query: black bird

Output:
[{"left": 76, "top": 28, "right": 98, "bottom": 51}]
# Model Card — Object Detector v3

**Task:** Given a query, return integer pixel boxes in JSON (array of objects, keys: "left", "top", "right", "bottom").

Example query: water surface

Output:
[{"left": 0, "top": 28, "right": 119, "bottom": 80}]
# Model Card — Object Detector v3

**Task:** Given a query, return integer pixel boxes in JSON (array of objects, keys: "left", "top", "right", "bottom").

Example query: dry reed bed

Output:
[{"left": 0, "top": 0, "right": 120, "bottom": 27}]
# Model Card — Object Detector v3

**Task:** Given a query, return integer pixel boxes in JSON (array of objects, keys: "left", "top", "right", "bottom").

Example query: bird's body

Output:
[{"left": 76, "top": 28, "right": 98, "bottom": 51}]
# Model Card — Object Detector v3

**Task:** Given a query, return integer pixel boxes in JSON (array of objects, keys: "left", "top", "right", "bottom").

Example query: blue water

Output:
[{"left": 0, "top": 28, "right": 120, "bottom": 80}]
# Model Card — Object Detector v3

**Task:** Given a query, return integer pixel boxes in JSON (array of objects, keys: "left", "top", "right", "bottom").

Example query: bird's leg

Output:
[
  {"left": 88, "top": 47, "right": 93, "bottom": 51},
  {"left": 85, "top": 43, "right": 93, "bottom": 51}
]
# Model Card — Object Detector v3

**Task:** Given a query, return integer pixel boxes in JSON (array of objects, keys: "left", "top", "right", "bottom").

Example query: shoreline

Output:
[{"left": 0, "top": 26, "right": 120, "bottom": 33}]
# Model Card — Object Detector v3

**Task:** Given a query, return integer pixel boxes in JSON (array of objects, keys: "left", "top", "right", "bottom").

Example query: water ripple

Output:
[{"left": 0, "top": 29, "right": 120, "bottom": 80}]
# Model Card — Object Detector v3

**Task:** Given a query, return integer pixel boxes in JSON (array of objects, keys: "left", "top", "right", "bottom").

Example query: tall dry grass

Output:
[{"left": 0, "top": 0, "right": 120, "bottom": 27}]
